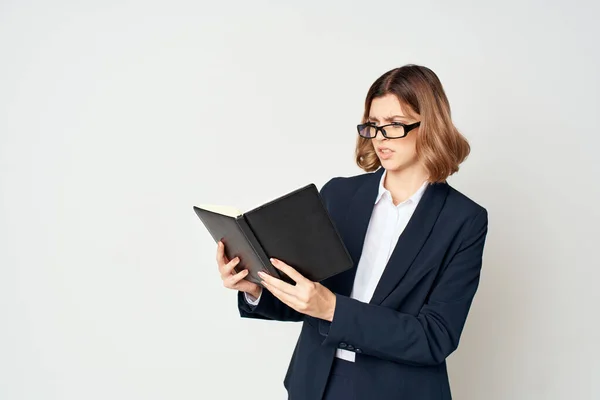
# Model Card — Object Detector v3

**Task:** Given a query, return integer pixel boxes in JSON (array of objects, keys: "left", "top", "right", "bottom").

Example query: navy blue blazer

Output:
[{"left": 238, "top": 167, "right": 489, "bottom": 399}]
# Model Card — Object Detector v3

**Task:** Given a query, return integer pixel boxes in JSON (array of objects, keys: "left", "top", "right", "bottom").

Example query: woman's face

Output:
[{"left": 367, "top": 94, "right": 421, "bottom": 172}]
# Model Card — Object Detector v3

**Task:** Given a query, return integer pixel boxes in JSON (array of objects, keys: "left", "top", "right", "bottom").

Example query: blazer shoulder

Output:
[
  {"left": 445, "top": 184, "right": 487, "bottom": 220},
  {"left": 320, "top": 170, "right": 374, "bottom": 196}
]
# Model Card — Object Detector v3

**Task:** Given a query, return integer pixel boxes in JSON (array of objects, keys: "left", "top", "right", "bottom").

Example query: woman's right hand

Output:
[{"left": 216, "top": 240, "right": 262, "bottom": 300}]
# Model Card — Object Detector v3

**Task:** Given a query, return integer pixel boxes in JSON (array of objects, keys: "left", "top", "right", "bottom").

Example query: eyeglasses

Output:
[{"left": 357, "top": 121, "right": 421, "bottom": 139}]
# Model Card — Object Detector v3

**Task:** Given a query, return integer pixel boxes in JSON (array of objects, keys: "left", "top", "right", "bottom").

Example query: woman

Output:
[{"left": 216, "top": 64, "right": 488, "bottom": 400}]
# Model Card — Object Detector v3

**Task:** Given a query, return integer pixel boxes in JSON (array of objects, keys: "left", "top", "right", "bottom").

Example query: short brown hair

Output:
[{"left": 355, "top": 65, "right": 470, "bottom": 183}]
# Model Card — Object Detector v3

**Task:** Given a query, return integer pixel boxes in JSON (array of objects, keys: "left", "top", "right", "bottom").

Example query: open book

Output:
[{"left": 193, "top": 183, "right": 353, "bottom": 285}]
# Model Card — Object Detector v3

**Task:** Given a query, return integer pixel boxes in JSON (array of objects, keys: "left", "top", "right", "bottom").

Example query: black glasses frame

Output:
[{"left": 356, "top": 121, "right": 421, "bottom": 139}]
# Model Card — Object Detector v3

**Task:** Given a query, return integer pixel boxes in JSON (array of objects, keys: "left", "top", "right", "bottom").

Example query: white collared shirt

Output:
[
  {"left": 245, "top": 169, "right": 429, "bottom": 363},
  {"left": 335, "top": 170, "right": 428, "bottom": 362}
]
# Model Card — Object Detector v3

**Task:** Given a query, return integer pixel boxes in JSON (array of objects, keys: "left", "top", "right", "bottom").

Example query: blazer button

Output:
[
  {"left": 346, "top": 344, "right": 354, "bottom": 351},
  {"left": 339, "top": 342, "right": 347, "bottom": 348},
  {"left": 355, "top": 348, "right": 362, "bottom": 353}
]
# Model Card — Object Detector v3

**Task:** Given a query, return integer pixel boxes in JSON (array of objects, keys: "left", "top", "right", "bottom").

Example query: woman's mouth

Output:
[{"left": 377, "top": 147, "right": 394, "bottom": 160}]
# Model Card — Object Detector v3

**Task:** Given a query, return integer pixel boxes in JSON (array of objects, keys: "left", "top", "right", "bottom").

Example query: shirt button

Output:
[
  {"left": 355, "top": 348, "right": 362, "bottom": 353},
  {"left": 339, "top": 342, "right": 347, "bottom": 348},
  {"left": 346, "top": 344, "right": 354, "bottom": 351}
]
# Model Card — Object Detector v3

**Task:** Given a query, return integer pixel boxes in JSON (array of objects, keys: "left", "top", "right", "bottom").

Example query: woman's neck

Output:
[{"left": 383, "top": 164, "right": 430, "bottom": 205}]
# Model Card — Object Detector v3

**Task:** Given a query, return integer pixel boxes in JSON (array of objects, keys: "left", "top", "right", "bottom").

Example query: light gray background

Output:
[{"left": 1, "top": 1, "right": 598, "bottom": 399}]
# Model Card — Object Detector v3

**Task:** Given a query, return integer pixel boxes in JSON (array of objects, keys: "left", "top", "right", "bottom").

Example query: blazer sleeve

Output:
[
  {"left": 237, "top": 177, "right": 338, "bottom": 322},
  {"left": 237, "top": 287, "right": 303, "bottom": 321},
  {"left": 318, "top": 207, "right": 489, "bottom": 366}
]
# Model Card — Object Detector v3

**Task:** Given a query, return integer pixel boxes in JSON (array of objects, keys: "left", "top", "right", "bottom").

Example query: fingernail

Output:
[
  {"left": 270, "top": 258, "right": 276, "bottom": 263},
  {"left": 258, "top": 271, "right": 265, "bottom": 277}
]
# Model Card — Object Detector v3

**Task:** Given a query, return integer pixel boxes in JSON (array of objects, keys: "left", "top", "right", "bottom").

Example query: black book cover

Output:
[{"left": 193, "top": 183, "right": 353, "bottom": 285}]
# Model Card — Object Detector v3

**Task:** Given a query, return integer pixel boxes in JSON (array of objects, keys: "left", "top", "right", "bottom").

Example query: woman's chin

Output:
[
  {"left": 380, "top": 158, "right": 398, "bottom": 168},
  {"left": 380, "top": 158, "right": 414, "bottom": 172}
]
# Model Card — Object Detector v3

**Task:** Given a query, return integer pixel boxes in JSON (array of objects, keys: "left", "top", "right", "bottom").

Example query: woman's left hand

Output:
[{"left": 259, "top": 258, "right": 337, "bottom": 322}]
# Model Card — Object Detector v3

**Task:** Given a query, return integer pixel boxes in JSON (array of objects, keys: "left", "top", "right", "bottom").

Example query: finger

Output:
[
  {"left": 262, "top": 279, "right": 301, "bottom": 310},
  {"left": 270, "top": 258, "right": 307, "bottom": 284},
  {"left": 233, "top": 279, "right": 258, "bottom": 293},
  {"left": 259, "top": 271, "right": 297, "bottom": 296},
  {"left": 220, "top": 256, "right": 240, "bottom": 278},
  {"left": 216, "top": 241, "right": 230, "bottom": 265},
  {"left": 225, "top": 268, "right": 249, "bottom": 288}
]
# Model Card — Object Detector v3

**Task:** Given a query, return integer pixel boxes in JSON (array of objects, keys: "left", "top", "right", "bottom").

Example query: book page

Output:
[{"left": 196, "top": 204, "right": 242, "bottom": 217}]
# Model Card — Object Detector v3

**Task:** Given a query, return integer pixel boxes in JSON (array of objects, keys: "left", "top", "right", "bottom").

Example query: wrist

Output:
[
  {"left": 324, "top": 292, "right": 336, "bottom": 322},
  {"left": 247, "top": 287, "right": 262, "bottom": 300}
]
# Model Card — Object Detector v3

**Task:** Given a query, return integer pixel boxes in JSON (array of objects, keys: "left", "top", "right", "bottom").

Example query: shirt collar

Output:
[{"left": 374, "top": 168, "right": 429, "bottom": 206}]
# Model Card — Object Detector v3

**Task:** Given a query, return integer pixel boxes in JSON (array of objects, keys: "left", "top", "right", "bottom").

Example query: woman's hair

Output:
[{"left": 355, "top": 64, "right": 470, "bottom": 183}]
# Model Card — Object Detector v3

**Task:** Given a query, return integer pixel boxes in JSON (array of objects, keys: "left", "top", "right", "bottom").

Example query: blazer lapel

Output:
[
  {"left": 325, "top": 168, "right": 383, "bottom": 297},
  {"left": 369, "top": 180, "right": 450, "bottom": 305}
]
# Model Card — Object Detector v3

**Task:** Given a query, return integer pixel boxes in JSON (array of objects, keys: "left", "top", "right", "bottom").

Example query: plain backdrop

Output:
[{"left": 1, "top": 1, "right": 599, "bottom": 399}]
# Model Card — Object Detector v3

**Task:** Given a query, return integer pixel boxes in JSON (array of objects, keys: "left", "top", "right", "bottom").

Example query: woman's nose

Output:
[{"left": 374, "top": 129, "right": 387, "bottom": 140}]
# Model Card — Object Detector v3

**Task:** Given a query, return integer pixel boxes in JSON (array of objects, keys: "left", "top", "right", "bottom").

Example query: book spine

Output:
[{"left": 235, "top": 216, "right": 279, "bottom": 278}]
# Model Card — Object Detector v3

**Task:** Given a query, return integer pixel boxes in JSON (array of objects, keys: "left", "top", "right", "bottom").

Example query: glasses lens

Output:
[
  {"left": 358, "top": 124, "right": 407, "bottom": 138},
  {"left": 385, "top": 124, "right": 405, "bottom": 138},
  {"left": 358, "top": 124, "right": 376, "bottom": 138}
]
